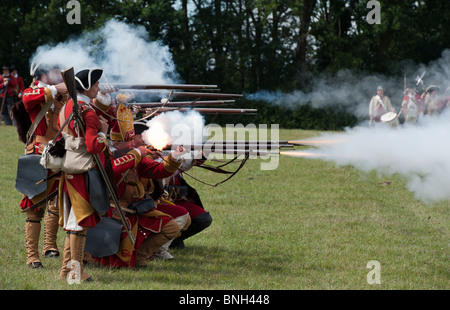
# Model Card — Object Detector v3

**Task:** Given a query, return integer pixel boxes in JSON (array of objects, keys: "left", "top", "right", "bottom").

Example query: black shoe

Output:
[
  {"left": 28, "top": 262, "right": 44, "bottom": 269},
  {"left": 169, "top": 239, "right": 185, "bottom": 250},
  {"left": 44, "top": 250, "right": 60, "bottom": 258},
  {"left": 85, "top": 277, "right": 94, "bottom": 282}
]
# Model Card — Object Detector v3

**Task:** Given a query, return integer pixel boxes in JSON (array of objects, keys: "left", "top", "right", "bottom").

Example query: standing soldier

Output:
[
  {"left": 18, "top": 64, "right": 68, "bottom": 268},
  {"left": 10, "top": 65, "right": 26, "bottom": 103},
  {"left": 57, "top": 68, "right": 112, "bottom": 282},
  {"left": 1, "top": 65, "right": 18, "bottom": 125},
  {"left": 423, "top": 85, "right": 442, "bottom": 116},
  {"left": 400, "top": 85, "right": 423, "bottom": 124},
  {"left": 444, "top": 87, "right": 450, "bottom": 110},
  {"left": 369, "top": 86, "right": 395, "bottom": 124}
]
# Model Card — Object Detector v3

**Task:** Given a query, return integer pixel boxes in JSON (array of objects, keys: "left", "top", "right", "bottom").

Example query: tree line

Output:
[{"left": 1, "top": 0, "right": 449, "bottom": 129}]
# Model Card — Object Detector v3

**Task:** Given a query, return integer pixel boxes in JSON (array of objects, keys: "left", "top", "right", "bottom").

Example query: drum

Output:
[{"left": 380, "top": 112, "right": 399, "bottom": 126}]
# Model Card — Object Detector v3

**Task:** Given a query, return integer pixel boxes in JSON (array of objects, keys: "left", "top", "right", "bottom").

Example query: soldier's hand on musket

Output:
[
  {"left": 154, "top": 150, "right": 162, "bottom": 159},
  {"left": 130, "top": 104, "right": 140, "bottom": 115},
  {"left": 147, "top": 149, "right": 162, "bottom": 160},
  {"left": 192, "top": 150, "right": 206, "bottom": 164},
  {"left": 143, "top": 108, "right": 154, "bottom": 117},
  {"left": 172, "top": 145, "right": 189, "bottom": 160},
  {"left": 54, "top": 82, "right": 68, "bottom": 95},
  {"left": 116, "top": 92, "right": 134, "bottom": 105},
  {"left": 100, "top": 84, "right": 118, "bottom": 94},
  {"left": 137, "top": 145, "right": 154, "bottom": 157},
  {"left": 98, "top": 115, "right": 109, "bottom": 134}
]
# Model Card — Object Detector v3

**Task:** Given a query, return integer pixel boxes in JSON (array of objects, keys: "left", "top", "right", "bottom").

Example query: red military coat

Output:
[
  {"left": 93, "top": 151, "right": 183, "bottom": 267},
  {"left": 15, "top": 75, "right": 25, "bottom": 95},
  {"left": 402, "top": 93, "right": 424, "bottom": 112},
  {"left": 0, "top": 74, "right": 17, "bottom": 98},
  {"left": 19, "top": 82, "right": 60, "bottom": 211},
  {"left": 57, "top": 95, "right": 110, "bottom": 229},
  {"left": 22, "top": 82, "right": 57, "bottom": 138}
]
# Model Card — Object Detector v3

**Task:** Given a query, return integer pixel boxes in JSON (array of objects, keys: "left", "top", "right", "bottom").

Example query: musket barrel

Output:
[
  {"left": 159, "top": 143, "right": 294, "bottom": 150},
  {"left": 158, "top": 149, "right": 280, "bottom": 156},
  {"left": 204, "top": 149, "right": 280, "bottom": 156},
  {"left": 130, "top": 100, "right": 236, "bottom": 108},
  {"left": 169, "top": 92, "right": 243, "bottom": 99},
  {"left": 142, "top": 107, "right": 257, "bottom": 114},
  {"left": 206, "top": 140, "right": 289, "bottom": 145},
  {"left": 147, "top": 143, "right": 294, "bottom": 154},
  {"left": 110, "top": 90, "right": 241, "bottom": 100},
  {"left": 102, "top": 83, "right": 218, "bottom": 90}
]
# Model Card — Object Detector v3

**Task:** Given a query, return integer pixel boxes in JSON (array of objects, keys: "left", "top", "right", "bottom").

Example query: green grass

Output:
[{"left": 0, "top": 125, "right": 448, "bottom": 290}]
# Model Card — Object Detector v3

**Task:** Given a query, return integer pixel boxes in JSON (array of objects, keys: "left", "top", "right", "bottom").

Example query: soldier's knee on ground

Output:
[
  {"left": 183, "top": 214, "right": 191, "bottom": 231},
  {"left": 195, "top": 212, "right": 212, "bottom": 230},
  {"left": 162, "top": 219, "right": 181, "bottom": 240},
  {"left": 175, "top": 213, "right": 191, "bottom": 232}
]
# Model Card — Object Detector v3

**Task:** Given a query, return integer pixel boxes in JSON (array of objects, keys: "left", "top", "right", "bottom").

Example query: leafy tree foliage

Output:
[{"left": 1, "top": 0, "right": 448, "bottom": 129}]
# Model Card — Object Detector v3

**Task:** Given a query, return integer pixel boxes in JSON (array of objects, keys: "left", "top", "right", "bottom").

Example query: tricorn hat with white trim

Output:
[
  {"left": 75, "top": 68, "right": 103, "bottom": 91},
  {"left": 425, "top": 85, "right": 440, "bottom": 93}
]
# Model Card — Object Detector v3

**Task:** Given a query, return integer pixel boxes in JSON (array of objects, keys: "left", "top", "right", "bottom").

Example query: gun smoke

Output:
[
  {"left": 142, "top": 109, "right": 205, "bottom": 150},
  {"left": 28, "top": 18, "right": 450, "bottom": 203},
  {"left": 300, "top": 110, "right": 450, "bottom": 204},
  {"left": 29, "top": 19, "right": 179, "bottom": 84},
  {"left": 248, "top": 49, "right": 450, "bottom": 121}
]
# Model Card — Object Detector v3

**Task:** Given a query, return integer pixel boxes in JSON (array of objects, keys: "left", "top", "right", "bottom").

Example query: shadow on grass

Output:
[{"left": 86, "top": 243, "right": 289, "bottom": 288}]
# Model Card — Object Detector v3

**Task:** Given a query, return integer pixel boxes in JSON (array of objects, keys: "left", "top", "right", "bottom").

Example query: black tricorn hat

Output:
[
  {"left": 75, "top": 68, "right": 103, "bottom": 91},
  {"left": 133, "top": 122, "right": 148, "bottom": 135}
]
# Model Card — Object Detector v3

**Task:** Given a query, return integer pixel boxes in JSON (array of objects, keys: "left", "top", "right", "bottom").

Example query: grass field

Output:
[{"left": 0, "top": 125, "right": 448, "bottom": 290}]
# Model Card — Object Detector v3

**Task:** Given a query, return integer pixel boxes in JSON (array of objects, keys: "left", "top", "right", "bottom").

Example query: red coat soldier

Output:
[
  {"left": 87, "top": 104, "right": 189, "bottom": 268},
  {"left": 133, "top": 123, "right": 212, "bottom": 253},
  {"left": 57, "top": 68, "right": 112, "bottom": 282},
  {"left": 401, "top": 85, "right": 423, "bottom": 123},
  {"left": 0, "top": 65, "right": 18, "bottom": 125},
  {"left": 19, "top": 65, "right": 68, "bottom": 268},
  {"left": 10, "top": 65, "right": 25, "bottom": 101}
]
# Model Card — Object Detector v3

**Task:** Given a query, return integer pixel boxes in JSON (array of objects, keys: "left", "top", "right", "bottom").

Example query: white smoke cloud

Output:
[
  {"left": 248, "top": 71, "right": 399, "bottom": 119},
  {"left": 29, "top": 19, "right": 179, "bottom": 84},
  {"left": 301, "top": 110, "right": 450, "bottom": 204},
  {"left": 248, "top": 49, "right": 450, "bottom": 120},
  {"left": 142, "top": 110, "right": 205, "bottom": 150}
]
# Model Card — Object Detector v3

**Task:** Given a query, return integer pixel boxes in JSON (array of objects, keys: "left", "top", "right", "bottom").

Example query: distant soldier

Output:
[
  {"left": 423, "top": 85, "right": 442, "bottom": 116},
  {"left": 369, "top": 85, "right": 395, "bottom": 124},
  {"left": 0, "top": 65, "right": 18, "bottom": 125},
  {"left": 444, "top": 87, "right": 450, "bottom": 110},
  {"left": 18, "top": 64, "right": 68, "bottom": 268},
  {"left": 400, "top": 85, "right": 423, "bottom": 124},
  {"left": 10, "top": 65, "right": 25, "bottom": 102}
]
